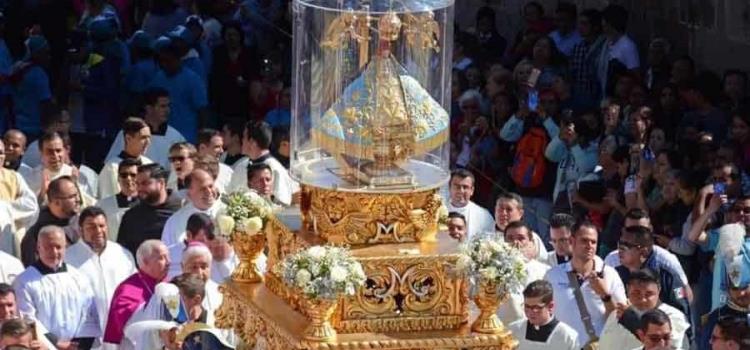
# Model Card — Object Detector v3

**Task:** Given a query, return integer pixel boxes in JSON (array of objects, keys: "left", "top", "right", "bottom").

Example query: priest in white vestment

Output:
[
  {"left": 196, "top": 128, "right": 233, "bottom": 193},
  {"left": 24, "top": 133, "right": 95, "bottom": 205},
  {"left": 545, "top": 214, "right": 575, "bottom": 267},
  {"left": 208, "top": 236, "right": 239, "bottom": 283},
  {"left": 168, "top": 213, "right": 261, "bottom": 282},
  {"left": 508, "top": 280, "right": 580, "bottom": 350},
  {"left": 446, "top": 170, "right": 495, "bottom": 239},
  {"left": 95, "top": 159, "right": 140, "bottom": 241},
  {"left": 178, "top": 243, "right": 235, "bottom": 345},
  {"left": 0, "top": 138, "right": 39, "bottom": 238},
  {"left": 228, "top": 121, "right": 298, "bottom": 206},
  {"left": 65, "top": 207, "right": 137, "bottom": 338},
  {"left": 499, "top": 222, "right": 550, "bottom": 325},
  {"left": 162, "top": 169, "right": 225, "bottom": 247},
  {"left": 598, "top": 269, "right": 689, "bottom": 350},
  {"left": 495, "top": 193, "right": 548, "bottom": 262},
  {"left": 13, "top": 226, "right": 100, "bottom": 348},
  {"left": 98, "top": 118, "right": 154, "bottom": 199},
  {"left": 105, "top": 90, "right": 186, "bottom": 168},
  {"left": 166, "top": 142, "right": 196, "bottom": 199},
  {"left": 0, "top": 250, "right": 23, "bottom": 284}
]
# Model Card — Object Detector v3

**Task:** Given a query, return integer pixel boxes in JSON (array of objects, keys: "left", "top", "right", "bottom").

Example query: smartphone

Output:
[
  {"left": 527, "top": 68, "right": 541, "bottom": 88},
  {"left": 714, "top": 182, "right": 727, "bottom": 195},
  {"left": 624, "top": 175, "right": 637, "bottom": 194},
  {"left": 527, "top": 89, "right": 539, "bottom": 112},
  {"left": 642, "top": 147, "right": 655, "bottom": 162}
]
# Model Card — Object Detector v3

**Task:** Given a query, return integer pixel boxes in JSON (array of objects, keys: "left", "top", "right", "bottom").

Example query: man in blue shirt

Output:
[
  {"left": 616, "top": 225, "right": 692, "bottom": 322},
  {"left": 149, "top": 37, "right": 208, "bottom": 144},
  {"left": 11, "top": 35, "right": 52, "bottom": 140},
  {"left": 548, "top": 2, "right": 582, "bottom": 58}
]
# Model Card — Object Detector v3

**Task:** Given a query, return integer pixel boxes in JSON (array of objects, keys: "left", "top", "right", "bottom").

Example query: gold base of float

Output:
[
  {"left": 216, "top": 282, "right": 517, "bottom": 350},
  {"left": 217, "top": 185, "right": 518, "bottom": 349}
]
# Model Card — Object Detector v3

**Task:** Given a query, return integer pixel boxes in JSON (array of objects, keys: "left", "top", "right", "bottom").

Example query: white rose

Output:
[
  {"left": 349, "top": 263, "right": 365, "bottom": 280},
  {"left": 216, "top": 215, "right": 235, "bottom": 236},
  {"left": 330, "top": 265, "right": 348, "bottom": 282},
  {"left": 241, "top": 216, "right": 263, "bottom": 234},
  {"left": 456, "top": 255, "right": 472, "bottom": 271},
  {"left": 479, "top": 266, "right": 498, "bottom": 281},
  {"left": 488, "top": 240, "right": 503, "bottom": 253},
  {"left": 295, "top": 269, "right": 312, "bottom": 287},
  {"left": 307, "top": 246, "right": 326, "bottom": 260}
]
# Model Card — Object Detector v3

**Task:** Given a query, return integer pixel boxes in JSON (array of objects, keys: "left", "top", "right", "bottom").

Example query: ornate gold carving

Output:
[
  {"left": 305, "top": 185, "right": 441, "bottom": 245},
  {"left": 265, "top": 215, "right": 309, "bottom": 273},
  {"left": 231, "top": 232, "right": 265, "bottom": 283},
  {"left": 471, "top": 282, "right": 508, "bottom": 334},
  {"left": 303, "top": 298, "right": 338, "bottom": 342},
  {"left": 220, "top": 282, "right": 518, "bottom": 349}
]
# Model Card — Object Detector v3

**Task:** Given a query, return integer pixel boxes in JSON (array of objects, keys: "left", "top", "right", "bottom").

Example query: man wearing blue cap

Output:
[
  {"left": 699, "top": 246, "right": 750, "bottom": 349},
  {"left": 168, "top": 25, "right": 207, "bottom": 84},
  {"left": 11, "top": 35, "right": 52, "bottom": 140},
  {"left": 123, "top": 30, "right": 158, "bottom": 115},
  {"left": 82, "top": 16, "right": 126, "bottom": 170},
  {"left": 149, "top": 36, "right": 208, "bottom": 144}
]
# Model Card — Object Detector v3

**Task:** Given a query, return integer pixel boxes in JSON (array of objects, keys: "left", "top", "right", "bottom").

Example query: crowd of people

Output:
[
  {"left": 0, "top": 0, "right": 748, "bottom": 349},
  {"left": 444, "top": 1, "right": 750, "bottom": 349}
]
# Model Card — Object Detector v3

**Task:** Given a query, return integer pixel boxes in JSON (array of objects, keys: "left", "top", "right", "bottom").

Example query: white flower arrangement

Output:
[
  {"left": 279, "top": 246, "right": 367, "bottom": 300},
  {"left": 216, "top": 191, "right": 272, "bottom": 236},
  {"left": 455, "top": 235, "right": 527, "bottom": 296}
]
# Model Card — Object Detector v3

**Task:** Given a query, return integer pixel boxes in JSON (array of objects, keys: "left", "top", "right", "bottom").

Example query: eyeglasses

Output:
[
  {"left": 118, "top": 172, "right": 137, "bottom": 179},
  {"left": 646, "top": 334, "right": 671, "bottom": 343},
  {"left": 169, "top": 155, "right": 187, "bottom": 162},
  {"left": 618, "top": 240, "right": 641, "bottom": 251},
  {"left": 733, "top": 207, "right": 750, "bottom": 215},
  {"left": 523, "top": 303, "right": 548, "bottom": 312}
]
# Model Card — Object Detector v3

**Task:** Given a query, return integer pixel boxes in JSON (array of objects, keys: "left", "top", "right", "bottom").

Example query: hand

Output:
[
  {"left": 40, "top": 168, "right": 51, "bottom": 196},
  {"left": 587, "top": 272, "right": 609, "bottom": 298},
  {"left": 615, "top": 301, "right": 629, "bottom": 319},
  {"left": 707, "top": 193, "right": 727, "bottom": 214},
  {"left": 70, "top": 165, "right": 80, "bottom": 182},
  {"left": 56, "top": 341, "right": 78, "bottom": 350},
  {"left": 29, "top": 340, "right": 49, "bottom": 350}
]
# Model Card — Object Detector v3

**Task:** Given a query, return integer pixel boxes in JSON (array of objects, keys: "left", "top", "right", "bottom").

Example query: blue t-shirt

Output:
[
  {"left": 183, "top": 56, "right": 207, "bottom": 85},
  {"left": 149, "top": 67, "right": 207, "bottom": 143},
  {"left": 265, "top": 108, "right": 291, "bottom": 129},
  {"left": 13, "top": 65, "right": 51, "bottom": 136},
  {"left": 125, "top": 59, "right": 158, "bottom": 94}
]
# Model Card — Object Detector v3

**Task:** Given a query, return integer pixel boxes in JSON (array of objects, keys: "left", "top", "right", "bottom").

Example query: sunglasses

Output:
[
  {"left": 733, "top": 207, "right": 750, "bottom": 214},
  {"left": 118, "top": 172, "right": 137, "bottom": 179},
  {"left": 618, "top": 240, "right": 641, "bottom": 251},
  {"left": 169, "top": 155, "right": 187, "bottom": 162}
]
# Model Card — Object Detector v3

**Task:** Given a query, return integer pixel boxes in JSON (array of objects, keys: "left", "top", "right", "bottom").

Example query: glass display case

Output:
[{"left": 290, "top": 0, "right": 454, "bottom": 192}]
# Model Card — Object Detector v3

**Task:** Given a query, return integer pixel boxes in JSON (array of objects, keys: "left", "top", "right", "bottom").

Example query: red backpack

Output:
[{"left": 511, "top": 127, "right": 548, "bottom": 189}]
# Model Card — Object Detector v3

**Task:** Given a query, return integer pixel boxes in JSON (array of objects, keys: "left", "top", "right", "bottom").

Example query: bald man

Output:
[{"left": 161, "top": 169, "right": 226, "bottom": 247}]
